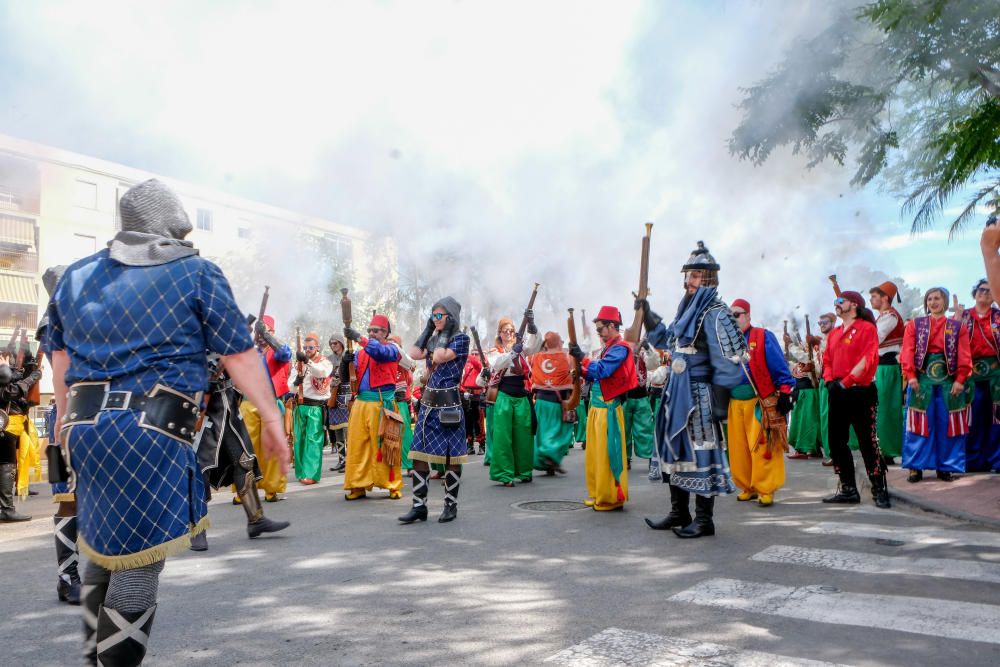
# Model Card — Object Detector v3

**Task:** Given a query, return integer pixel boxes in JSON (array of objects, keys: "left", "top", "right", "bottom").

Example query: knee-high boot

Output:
[
  {"left": 438, "top": 469, "right": 460, "bottom": 523},
  {"left": 54, "top": 515, "right": 81, "bottom": 604},
  {"left": 644, "top": 484, "right": 691, "bottom": 530},
  {"left": 95, "top": 604, "right": 157, "bottom": 666},
  {"left": 82, "top": 563, "right": 111, "bottom": 665},
  {"left": 0, "top": 463, "right": 30, "bottom": 522},
  {"left": 398, "top": 468, "right": 429, "bottom": 523},
  {"left": 673, "top": 494, "right": 716, "bottom": 538},
  {"left": 239, "top": 471, "right": 290, "bottom": 538}
]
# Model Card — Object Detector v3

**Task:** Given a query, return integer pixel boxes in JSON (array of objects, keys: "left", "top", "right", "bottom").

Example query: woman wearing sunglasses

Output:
[
  {"left": 900, "top": 287, "right": 972, "bottom": 483},
  {"left": 400, "top": 297, "right": 470, "bottom": 523}
]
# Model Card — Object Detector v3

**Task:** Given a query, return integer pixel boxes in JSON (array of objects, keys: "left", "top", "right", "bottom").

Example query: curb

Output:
[{"left": 888, "top": 486, "right": 1000, "bottom": 530}]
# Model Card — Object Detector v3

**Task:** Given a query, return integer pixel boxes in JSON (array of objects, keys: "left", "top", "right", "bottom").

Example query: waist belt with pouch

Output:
[
  {"left": 421, "top": 386, "right": 462, "bottom": 426},
  {"left": 64, "top": 382, "right": 202, "bottom": 446}
]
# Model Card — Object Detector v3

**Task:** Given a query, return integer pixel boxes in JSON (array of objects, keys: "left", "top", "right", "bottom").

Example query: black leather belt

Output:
[
  {"left": 64, "top": 382, "right": 202, "bottom": 446},
  {"left": 421, "top": 386, "right": 461, "bottom": 408},
  {"left": 879, "top": 352, "right": 899, "bottom": 365}
]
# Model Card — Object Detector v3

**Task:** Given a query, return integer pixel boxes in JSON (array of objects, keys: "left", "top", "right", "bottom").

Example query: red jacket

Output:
[
  {"left": 266, "top": 349, "right": 291, "bottom": 397},
  {"left": 462, "top": 355, "right": 484, "bottom": 392},
  {"left": 822, "top": 319, "right": 880, "bottom": 388}
]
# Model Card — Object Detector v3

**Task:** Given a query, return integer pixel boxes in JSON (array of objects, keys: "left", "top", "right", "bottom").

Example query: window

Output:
[
  {"left": 114, "top": 184, "right": 132, "bottom": 231},
  {"left": 73, "top": 180, "right": 98, "bottom": 209},
  {"left": 237, "top": 227, "right": 251, "bottom": 239},
  {"left": 72, "top": 234, "right": 97, "bottom": 261},
  {"left": 321, "top": 233, "right": 354, "bottom": 273},
  {"left": 196, "top": 209, "right": 213, "bottom": 232}
]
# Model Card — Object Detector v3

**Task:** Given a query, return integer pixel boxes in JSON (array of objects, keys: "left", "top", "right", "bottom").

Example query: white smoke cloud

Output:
[{"left": 1, "top": 0, "right": 980, "bottom": 340}]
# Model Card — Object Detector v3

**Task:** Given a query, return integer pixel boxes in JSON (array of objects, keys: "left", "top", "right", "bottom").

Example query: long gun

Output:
[
  {"left": 485, "top": 282, "right": 540, "bottom": 404},
  {"left": 783, "top": 320, "right": 790, "bottom": 359},
  {"left": 563, "top": 308, "right": 583, "bottom": 411},
  {"left": 15, "top": 329, "right": 29, "bottom": 370},
  {"left": 625, "top": 222, "right": 654, "bottom": 343},
  {"left": 828, "top": 274, "right": 843, "bottom": 298},
  {"left": 469, "top": 326, "right": 490, "bottom": 372},
  {"left": 254, "top": 285, "right": 270, "bottom": 347},
  {"left": 6, "top": 327, "right": 20, "bottom": 358},
  {"left": 340, "top": 288, "right": 359, "bottom": 394},
  {"left": 294, "top": 328, "right": 305, "bottom": 405},
  {"left": 804, "top": 314, "right": 819, "bottom": 387}
]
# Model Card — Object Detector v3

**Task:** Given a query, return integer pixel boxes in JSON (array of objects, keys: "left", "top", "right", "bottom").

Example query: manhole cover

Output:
[
  {"left": 513, "top": 500, "right": 589, "bottom": 512},
  {"left": 875, "top": 538, "right": 905, "bottom": 547}
]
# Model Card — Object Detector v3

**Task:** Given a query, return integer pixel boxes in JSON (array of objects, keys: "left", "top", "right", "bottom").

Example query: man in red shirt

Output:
[
  {"left": 822, "top": 291, "right": 890, "bottom": 508},
  {"left": 961, "top": 279, "right": 1000, "bottom": 473}
]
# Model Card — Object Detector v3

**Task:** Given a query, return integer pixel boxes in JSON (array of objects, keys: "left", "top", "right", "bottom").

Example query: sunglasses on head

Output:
[{"left": 431, "top": 313, "right": 446, "bottom": 321}]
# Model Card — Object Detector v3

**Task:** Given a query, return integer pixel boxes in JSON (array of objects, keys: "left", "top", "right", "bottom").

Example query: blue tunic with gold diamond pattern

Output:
[{"left": 46, "top": 249, "right": 253, "bottom": 569}]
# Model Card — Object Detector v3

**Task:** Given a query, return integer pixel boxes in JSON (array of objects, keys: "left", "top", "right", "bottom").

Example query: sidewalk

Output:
[{"left": 886, "top": 467, "right": 1000, "bottom": 528}]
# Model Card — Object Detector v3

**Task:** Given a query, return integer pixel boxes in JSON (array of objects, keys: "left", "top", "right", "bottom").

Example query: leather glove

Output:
[
  {"left": 568, "top": 342, "right": 585, "bottom": 362},
  {"left": 293, "top": 375, "right": 304, "bottom": 387},
  {"left": 634, "top": 297, "right": 649, "bottom": 312},
  {"left": 437, "top": 316, "right": 457, "bottom": 348},
  {"left": 479, "top": 367, "right": 491, "bottom": 381},
  {"left": 525, "top": 309, "right": 537, "bottom": 335},
  {"left": 777, "top": 392, "right": 794, "bottom": 416},
  {"left": 343, "top": 326, "right": 362, "bottom": 343},
  {"left": 414, "top": 318, "right": 435, "bottom": 350},
  {"left": 295, "top": 351, "right": 310, "bottom": 363},
  {"left": 512, "top": 335, "right": 524, "bottom": 355}
]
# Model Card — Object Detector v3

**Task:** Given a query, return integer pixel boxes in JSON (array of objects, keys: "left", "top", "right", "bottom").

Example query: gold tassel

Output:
[{"left": 77, "top": 516, "right": 211, "bottom": 572}]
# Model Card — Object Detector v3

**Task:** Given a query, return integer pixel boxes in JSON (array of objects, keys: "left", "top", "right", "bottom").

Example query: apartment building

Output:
[{"left": 0, "top": 132, "right": 380, "bottom": 396}]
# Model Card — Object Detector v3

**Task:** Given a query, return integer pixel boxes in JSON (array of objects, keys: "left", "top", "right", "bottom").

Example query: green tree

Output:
[{"left": 730, "top": 0, "right": 1000, "bottom": 236}]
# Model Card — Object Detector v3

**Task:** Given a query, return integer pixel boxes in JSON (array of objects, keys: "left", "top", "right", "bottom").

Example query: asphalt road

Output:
[{"left": 2, "top": 447, "right": 998, "bottom": 666}]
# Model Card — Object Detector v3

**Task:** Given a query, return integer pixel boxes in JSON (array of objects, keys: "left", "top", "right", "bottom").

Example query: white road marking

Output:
[
  {"left": 546, "top": 627, "right": 848, "bottom": 666},
  {"left": 670, "top": 578, "right": 1000, "bottom": 645},
  {"left": 752, "top": 545, "right": 1000, "bottom": 584},
  {"left": 804, "top": 521, "right": 1000, "bottom": 549}
]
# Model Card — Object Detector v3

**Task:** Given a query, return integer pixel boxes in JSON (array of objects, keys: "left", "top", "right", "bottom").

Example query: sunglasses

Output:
[
  {"left": 303, "top": 345, "right": 317, "bottom": 350},
  {"left": 367, "top": 327, "right": 384, "bottom": 334},
  {"left": 431, "top": 313, "right": 446, "bottom": 321},
  {"left": 835, "top": 297, "right": 847, "bottom": 305},
  {"left": 500, "top": 327, "right": 515, "bottom": 334},
  {"left": 818, "top": 319, "right": 832, "bottom": 325},
  {"left": 977, "top": 287, "right": 992, "bottom": 293},
  {"left": 732, "top": 311, "right": 747, "bottom": 317}
]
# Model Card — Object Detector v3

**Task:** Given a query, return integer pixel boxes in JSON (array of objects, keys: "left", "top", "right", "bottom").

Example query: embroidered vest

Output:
[
  {"left": 913, "top": 316, "right": 962, "bottom": 376},
  {"left": 599, "top": 338, "right": 639, "bottom": 401},
  {"left": 880, "top": 308, "right": 905, "bottom": 351},
  {"left": 356, "top": 347, "right": 399, "bottom": 391},
  {"left": 961, "top": 307, "right": 1000, "bottom": 361},
  {"left": 746, "top": 327, "right": 776, "bottom": 397}
]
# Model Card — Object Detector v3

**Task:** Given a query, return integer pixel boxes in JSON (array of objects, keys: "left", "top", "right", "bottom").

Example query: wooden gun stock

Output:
[
  {"left": 340, "top": 288, "right": 358, "bottom": 394},
  {"left": 828, "top": 274, "right": 843, "bottom": 298},
  {"left": 625, "top": 223, "right": 653, "bottom": 343},
  {"left": 563, "top": 308, "right": 583, "bottom": 411}
]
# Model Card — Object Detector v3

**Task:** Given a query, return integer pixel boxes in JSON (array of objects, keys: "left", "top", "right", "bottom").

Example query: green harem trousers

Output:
[
  {"left": 623, "top": 396, "right": 655, "bottom": 460},
  {"left": 874, "top": 363, "right": 903, "bottom": 459},
  {"left": 788, "top": 387, "right": 822, "bottom": 455},
  {"left": 489, "top": 391, "right": 533, "bottom": 483},
  {"left": 534, "top": 398, "right": 574, "bottom": 470},
  {"left": 294, "top": 404, "right": 325, "bottom": 482}
]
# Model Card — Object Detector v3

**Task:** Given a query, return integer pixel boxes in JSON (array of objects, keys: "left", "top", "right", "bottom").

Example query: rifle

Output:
[
  {"left": 294, "top": 327, "right": 304, "bottom": 405},
  {"left": 580, "top": 308, "right": 591, "bottom": 345},
  {"left": 828, "top": 274, "right": 843, "bottom": 298},
  {"left": 340, "top": 288, "right": 359, "bottom": 394},
  {"left": 563, "top": 308, "right": 583, "bottom": 411},
  {"left": 783, "top": 320, "right": 790, "bottom": 359},
  {"left": 625, "top": 223, "right": 654, "bottom": 343},
  {"left": 469, "top": 326, "right": 490, "bottom": 371},
  {"left": 254, "top": 286, "right": 270, "bottom": 347},
  {"left": 485, "top": 282, "right": 540, "bottom": 404},
  {"left": 804, "top": 314, "right": 819, "bottom": 387},
  {"left": 5, "top": 327, "right": 20, "bottom": 359},
  {"left": 15, "top": 329, "right": 29, "bottom": 371}
]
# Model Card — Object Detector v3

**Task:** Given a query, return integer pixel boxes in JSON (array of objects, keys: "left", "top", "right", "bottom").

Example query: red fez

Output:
[
  {"left": 730, "top": 299, "right": 750, "bottom": 314},
  {"left": 261, "top": 315, "right": 275, "bottom": 330},
  {"left": 593, "top": 305, "right": 622, "bottom": 325},
  {"left": 370, "top": 314, "right": 391, "bottom": 331}
]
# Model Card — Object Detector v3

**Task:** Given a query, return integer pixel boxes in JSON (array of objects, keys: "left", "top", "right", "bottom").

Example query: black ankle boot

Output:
[
  {"left": 54, "top": 515, "right": 81, "bottom": 605},
  {"left": 95, "top": 604, "right": 156, "bottom": 666},
  {"left": 399, "top": 469, "right": 429, "bottom": 524},
  {"left": 870, "top": 475, "right": 891, "bottom": 508},
  {"left": 438, "top": 470, "right": 460, "bottom": 523},
  {"left": 822, "top": 484, "right": 861, "bottom": 504},
  {"left": 673, "top": 494, "right": 715, "bottom": 538},
  {"left": 645, "top": 484, "right": 692, "bottom": 530},
  {"left": 248, "top": 516, "right": 291, "bottom": 538}
]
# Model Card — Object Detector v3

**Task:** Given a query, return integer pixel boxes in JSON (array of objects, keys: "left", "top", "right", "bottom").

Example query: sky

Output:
[{"left": 0, "top": 0, "right": 989, "bottom": 335}]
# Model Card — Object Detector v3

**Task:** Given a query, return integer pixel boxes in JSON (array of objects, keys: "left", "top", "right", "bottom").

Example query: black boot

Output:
[
  {"left": 54, "top": 515, "right": 81, "bottom": 604},
  {"left": 240, "top": 473, "right": 290, "bottom": 538},
  {"left": 870, "top": 475, "right": 891, "bottom": 509},
  {"left": 822, "top": 484, "right": 861, "bottom": 504},
  {"left": 399, "top": 469, "right": 428, "bottom": 524},
  {"left": 673, "top": 494, "right": 715, "bottom": 538},
  {"left": 82, "top": 563, "right": 111, "bottom": 666},
  {"left": 0, "top": 463, "right": 31, "bottom": 522},
  {"left": 438, "top": 469, "right": 460, "bottom": 523},
  {"left": 95, "top": 604, "right": 156, "bottom": 667},
  {"left": 645, "top": 484, "right": 692, "bottom": 530},
  {"left": 189, "top": 531, "right": 208, "bottom": 551}
]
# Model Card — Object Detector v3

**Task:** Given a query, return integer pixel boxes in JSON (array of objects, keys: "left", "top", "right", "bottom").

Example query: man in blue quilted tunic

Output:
[{"left": 46, "top": 179, "right": 289, "bottom": 666}]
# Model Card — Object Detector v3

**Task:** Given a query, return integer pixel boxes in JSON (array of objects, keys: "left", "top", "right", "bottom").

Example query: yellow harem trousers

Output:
[
  {"left": 7, "top": 414, "right": 42, "bottom": 497},
  {"left": 727, "top": 396, "right": 785, "bottom": 495},
  {"left": 584, "top": 399, "right": 629, "bottom": 511},
  {"left": 239, "top": 400, "right": 288, "bottom": 496},
  {"left": 343, "top": 397, "right": 403, "bottom": 493}
]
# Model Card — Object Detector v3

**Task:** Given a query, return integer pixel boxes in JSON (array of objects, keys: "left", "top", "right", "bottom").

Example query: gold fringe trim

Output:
[
  {"left": 52, "top": 492, "right": 76, "bottom": 504},
  {"left": 408, "top": 452, "right": 469, "bottom": 466},
  {"left": 77, "top": 516, "right": 211, "bottom": 572}
]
